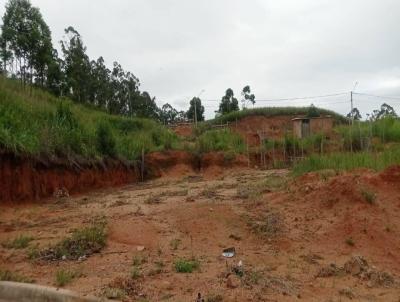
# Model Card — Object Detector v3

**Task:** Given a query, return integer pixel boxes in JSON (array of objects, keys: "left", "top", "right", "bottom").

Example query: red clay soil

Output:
[
  {"left": 0, "top": 152, "right": 140, "bottom": 203},
  {"left": 286, "top": 167, "right": 400, "bottom": 274},
  {"left": 145, "top": 150, "right": 249, "bottom": 179},
  {"left": 145, "top": 150, "right": 198, "bottom": 178},
  {"left": 170, "top": 124, "right": 193, "bottom": 137},
  {"left": 0, "top": 150, "right": 249, "bottom": 203},
  {"left": 229, "top": 115, "right": 297, "bottom": 146}
]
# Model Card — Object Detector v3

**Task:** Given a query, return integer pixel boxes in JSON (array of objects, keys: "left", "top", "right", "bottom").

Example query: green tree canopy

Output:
[
  {"left": 347, "top": 107, "right": 362, "bottom": 120},
  {"left": 217, "top": 88, "right": 239, "bottom": 115},
  {"left": 241, "top": 85, "right": 255, "bottom": 108},
  {"left": 1, "top": 0, "right": 54, "bottom": 86},
  {"left": 306, "top": 104, "right": 320, "bottom": 118},
  {"left": 187, "top": 97, "right": 205, "bottom": 122}
]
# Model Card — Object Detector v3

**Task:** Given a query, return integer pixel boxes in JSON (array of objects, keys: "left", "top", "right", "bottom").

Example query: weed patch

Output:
[
  {"left": 38, "top": 218, "right": 107, "bottom": 261},
  {"left": 0, "top": 270, "right": 33, "bottom": 283},
  {"left": 174, "top": 258, "right": 200, "bottom": 273},
  {"left": 2, "top": 234, "right": 33, "bottom": 249},
  {"left": 55, "top": 269, "right": 79, "bottom": 287}
]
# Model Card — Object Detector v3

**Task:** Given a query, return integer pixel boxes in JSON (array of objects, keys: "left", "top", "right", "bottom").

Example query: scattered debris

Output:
[
  {"left": 222, "top": 247, "right": 235, "bottom": 258},
  {"left": 338, "top": 287, "right": 355, "bottom": 299},
  {"left": 53, "top": 187, "right": 69, "bottom": 198},
  {"left": 317, "top": 256, "right": 396, "bottom": 288},
  {"left": 136, "top": 246, "right": 145, "bottom": 252},
  {"left": 228, "top": 234, "right": 241, "bottom": 241}
]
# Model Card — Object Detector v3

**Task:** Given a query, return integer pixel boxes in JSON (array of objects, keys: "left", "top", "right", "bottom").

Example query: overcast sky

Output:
[{"left": 1, "top": 0, "right": 400, "bottom": 118}]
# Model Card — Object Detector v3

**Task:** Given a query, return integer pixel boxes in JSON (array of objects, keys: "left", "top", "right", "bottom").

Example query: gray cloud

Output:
[{"left": 1, "top": 0, "right": 400, "bottom": 118}]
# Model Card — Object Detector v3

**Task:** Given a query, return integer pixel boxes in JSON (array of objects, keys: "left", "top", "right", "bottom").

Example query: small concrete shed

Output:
[{"left": 292, "top": 116, "right": 333, "bottom": 139}]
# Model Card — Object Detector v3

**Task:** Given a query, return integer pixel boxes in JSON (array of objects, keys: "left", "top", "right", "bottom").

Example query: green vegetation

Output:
[
  {"left": 196, "top": 129, "right": 245, "bottom": 154},
  {"left": 130, "top": 266, "right": 142, "bottom": 280},
  {"left": 293, "top": 146, "right": 400, "bottom": 176},
  {"left": 0, "top": 269, "right": 33, "bottom": 283},
  {"left": 38, "top": 218, "right": 107, "bottom": 260},
  {"left": 361, "top": 188, "right": 377, "bottom": 204},
  {"left": 208, "top": 106, "right": 348, "bottom": 125},
  {"left": 55, "top": 269, "right": 78, "bottom": 287},
  {"left": 174, "top": 258, "right": 200, "bottom": 273},
  {"left": 0, "top": 76, "right": 178, "bottom": 160},
  {"left": 2, "top": 234, "right": 33, "bottom": 249}
]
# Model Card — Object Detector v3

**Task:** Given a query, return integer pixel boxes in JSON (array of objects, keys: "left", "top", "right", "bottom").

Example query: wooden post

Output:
[{"left": 141, "top": 147, "right": 145, "bottom": 182}]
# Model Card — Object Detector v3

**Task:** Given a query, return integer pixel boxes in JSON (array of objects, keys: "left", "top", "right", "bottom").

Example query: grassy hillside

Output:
[
  {"left": 0, "top": 77, "right": 178, "bottom": 161},
  {"left": 207, "top": 107, "right": 348, "bottom": 125}
]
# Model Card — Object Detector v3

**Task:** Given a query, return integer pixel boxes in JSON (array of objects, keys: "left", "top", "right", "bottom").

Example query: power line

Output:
[
  {"left": 353, "top": 92, "right": 400, "bottom": 101},
  {"left": 201, "top": 92, "right": 349, "bottom": 103}
]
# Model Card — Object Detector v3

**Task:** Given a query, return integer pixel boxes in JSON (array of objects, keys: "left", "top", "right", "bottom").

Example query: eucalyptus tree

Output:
[
  {"left": 1, "top": 0, "right": 54, "bottom": 87},
  {"left": 217, "top": 88, "right": 239, "bottom": 115}
]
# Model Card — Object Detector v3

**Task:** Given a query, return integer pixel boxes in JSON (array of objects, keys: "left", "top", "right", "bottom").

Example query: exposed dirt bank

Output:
[
  {"left": 0, "top": 152, "right": 140, "bottom": 203},
  {"left": 0, "top": 151, "right": 248, "bottom": 203}
]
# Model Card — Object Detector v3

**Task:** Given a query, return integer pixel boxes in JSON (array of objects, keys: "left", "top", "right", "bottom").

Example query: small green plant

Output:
[
  {"left": 103, "top": 287, "right": 126, "bottom": 300},
  {"left": 0, "top": 270, "right": 34, "bottom": 283},
  {"left": 38, "top": 218, "right": 107, "bottom": 260},
  {"left": 170, "top": 238, "right": 181, "bottom": 250},
  {"left": 174, "top": 258, "right": 200, "bottom": 273},
  {"left": 147, "top": 261, "right": 165, "bottom": 276},
  {"left": 361, "top": 188, "right": 376, "bottom": 204},
  {"left": 132, "top": 254, "right": 147, "bottom": 266},
  {"left": 55, "top": 269, "right": 78, "bottom": 287},
  {"left": 345, "top": 238, "right": 355, "bottom": 246},
  {"left": 130, "top": 266, "right": 142, "bottom": 280},
  {"left": 2, "top": 234, "right": 33, "bottom": 249}
]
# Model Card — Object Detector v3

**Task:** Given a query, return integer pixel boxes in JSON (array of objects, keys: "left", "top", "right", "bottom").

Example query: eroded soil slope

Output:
[{"left": 1, "top": 167, "right": 400, "bottom": 301}]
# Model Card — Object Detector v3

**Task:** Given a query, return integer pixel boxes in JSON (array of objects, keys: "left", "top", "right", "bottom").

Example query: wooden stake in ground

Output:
[{"left": 141, "top": 147, "right": 145, "bottom": 182}]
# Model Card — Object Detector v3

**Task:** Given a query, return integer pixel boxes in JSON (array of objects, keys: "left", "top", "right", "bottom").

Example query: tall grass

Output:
[
  {"left": 292, "top": 146, "right": 400, "bottom": 176},
  {"left": 196, "top": 129, "right": 246, "bottom": 154},
  {"left": 0, "top": 76, "right": 178, "bottom": 160}
]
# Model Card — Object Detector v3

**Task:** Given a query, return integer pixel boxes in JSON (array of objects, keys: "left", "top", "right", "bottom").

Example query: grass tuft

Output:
[
  {"left": 55, "top": 269, "right": 78, "bottom": 287},
  {"left": 2, "top": 234, "right": 33, "bottom": 249},
  {"left": 38, "top": 218, "right": 107, "bottom": 261},
  {"left": 174, "top": 258, "right": 200, "bottom": 273},
  {"left": 0, "top": 270, "right": 34, "bottom": 283}
]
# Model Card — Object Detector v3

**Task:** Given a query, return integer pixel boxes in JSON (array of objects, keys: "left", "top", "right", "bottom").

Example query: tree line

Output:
[{"left": 0, "top": 0, "right": 258, "bottom": 124}]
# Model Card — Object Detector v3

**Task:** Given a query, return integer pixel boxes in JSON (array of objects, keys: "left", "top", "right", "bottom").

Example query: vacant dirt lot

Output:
[{"left": 1, "top": 167, "right": 400, "bottom": 301}]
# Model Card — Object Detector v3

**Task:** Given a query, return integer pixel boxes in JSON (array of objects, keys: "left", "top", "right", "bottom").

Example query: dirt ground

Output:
[{"left": 1, "top": 167, "right": 400, "bottom": 302}]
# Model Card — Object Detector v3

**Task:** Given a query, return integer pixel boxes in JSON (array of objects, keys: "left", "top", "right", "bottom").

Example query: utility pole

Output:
[{"left": 350, "top": 91, "right": 354, "bottom": 125}]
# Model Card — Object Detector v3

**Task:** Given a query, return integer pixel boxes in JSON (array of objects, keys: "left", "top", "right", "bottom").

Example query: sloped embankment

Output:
[
  {"left": 0, "top": 152, "right": 140, "bottom": 203},
  {"left": 0, "top": 150, "right": 249, "bottom": 203}
]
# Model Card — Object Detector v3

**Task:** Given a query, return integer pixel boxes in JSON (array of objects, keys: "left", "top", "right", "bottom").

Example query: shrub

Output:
[
  {"left": 96, "top": 122, "right": 116, "bottom": 157},
  {"left": 38, "top": 219, "right": 107, "bottom": 261}
]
